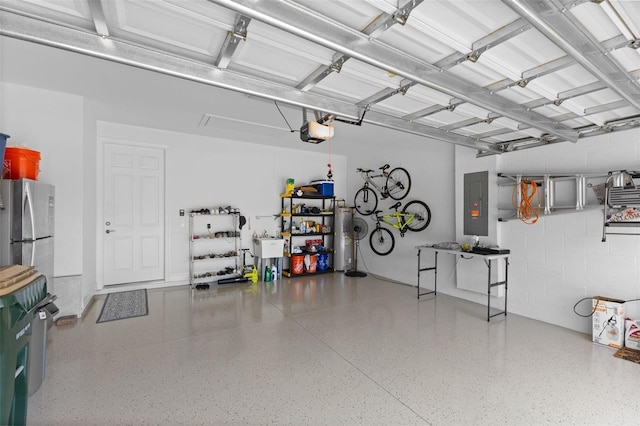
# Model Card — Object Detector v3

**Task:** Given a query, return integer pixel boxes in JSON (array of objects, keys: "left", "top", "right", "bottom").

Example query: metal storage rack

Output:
[
  {"left": 280, "top": 195, "right": 335, "bottom": 277},
  {"left": 602, "top": 171, "right": 640, "bottom": 241},
  {"left": 189, "top": 210, "right": 241, "bottom": 288},
  {"left": 497, "top": 172, "right": 607, "bottom": 221}
]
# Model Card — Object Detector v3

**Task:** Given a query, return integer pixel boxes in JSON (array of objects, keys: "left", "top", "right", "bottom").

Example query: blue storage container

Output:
[
  {"left": 0, "top": 133, "right": 8, "bottom": 176},
  {"left": 317, "top": 253, "right": 329, "bottom": 271},
  {"left": 310, "top": 180, "right": 334, "bottom": 196}
]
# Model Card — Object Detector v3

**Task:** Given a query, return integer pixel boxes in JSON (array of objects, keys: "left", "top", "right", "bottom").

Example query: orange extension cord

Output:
[{"left": 512, "top": 180, "right": 541, "bottom": 224}]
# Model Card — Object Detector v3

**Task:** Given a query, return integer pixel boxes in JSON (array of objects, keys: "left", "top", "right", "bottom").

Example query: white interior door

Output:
[{"left": 103, "top": 143, "right": 165, "bottom": 285}]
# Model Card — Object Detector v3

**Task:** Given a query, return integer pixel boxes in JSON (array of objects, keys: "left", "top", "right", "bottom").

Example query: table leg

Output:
[{"left": 417, "top": 249, "right": 437, "bottom": 299}]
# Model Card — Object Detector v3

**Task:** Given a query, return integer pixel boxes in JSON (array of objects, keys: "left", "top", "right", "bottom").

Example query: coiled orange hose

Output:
[{"left": 513, "top": 180, "right": 541, "bottom": 224}]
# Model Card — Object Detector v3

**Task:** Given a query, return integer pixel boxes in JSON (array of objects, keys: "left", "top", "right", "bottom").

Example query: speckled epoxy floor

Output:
[{"left": 27, "top": 274, "right": 640, "bottom": 425}]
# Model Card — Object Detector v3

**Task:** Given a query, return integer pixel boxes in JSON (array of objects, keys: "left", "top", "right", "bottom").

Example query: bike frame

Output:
[
  {"left": 360, "top": 170, "right": 390, "bottom": 196},
  {"left": 376, "top": 211, "right": 415, "bottom": 234}
]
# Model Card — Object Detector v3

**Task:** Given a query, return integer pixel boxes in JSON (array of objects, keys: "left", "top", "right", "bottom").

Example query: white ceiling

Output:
[{"left": 1, "top": 0, "right": 640, "bottom": 155}]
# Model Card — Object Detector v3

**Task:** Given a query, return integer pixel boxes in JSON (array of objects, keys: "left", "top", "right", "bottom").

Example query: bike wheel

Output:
[
  {"left": 369, "top": 227, "right": 395, "bottom": 256},
  {"left": 402, "top": 200, "right": 431, "bottom": 232},
  {"left": 354, "top": 187, "right": 378, "bottom": 215},
  {"left": 386, "top": 167, "right": 411, "bottom": 200}
]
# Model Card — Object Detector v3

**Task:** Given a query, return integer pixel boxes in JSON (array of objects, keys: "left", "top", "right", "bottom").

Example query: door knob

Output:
[{"left": 106, "top": 229, "right": 116, "bottom": 234}]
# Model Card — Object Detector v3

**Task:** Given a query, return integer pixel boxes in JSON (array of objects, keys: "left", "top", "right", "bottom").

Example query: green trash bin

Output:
[{"left": 0, "top": 266, "right": 47, "bottom": 426}]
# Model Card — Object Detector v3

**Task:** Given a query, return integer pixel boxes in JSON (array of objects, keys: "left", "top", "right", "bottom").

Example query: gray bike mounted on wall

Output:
[{"left": 354, "top": 164, "right": 411, "bottom": 216}]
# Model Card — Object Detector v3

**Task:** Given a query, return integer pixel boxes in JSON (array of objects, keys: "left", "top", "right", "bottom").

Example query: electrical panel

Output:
[{"left": 464, "top": 171, "right": 488, "bottom": 236}]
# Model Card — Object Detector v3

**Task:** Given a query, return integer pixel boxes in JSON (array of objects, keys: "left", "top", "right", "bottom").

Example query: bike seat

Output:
[
  {"left": 379, "top": 164, "right": 390, "bottom": 171},
  {"left": 390, "top": 201, "right": 401, "bottom": 210},
  {"left": 373, "top": 210, "right": 383, "bottom": 215}
]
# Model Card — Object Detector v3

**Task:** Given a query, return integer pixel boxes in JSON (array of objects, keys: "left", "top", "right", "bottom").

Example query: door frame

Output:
[{"left": 96, "top": 137, "right": 168, "bottom": 290}]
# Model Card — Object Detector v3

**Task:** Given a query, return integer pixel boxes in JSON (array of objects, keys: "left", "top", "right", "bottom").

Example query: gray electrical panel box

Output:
[{"left": 464, "top": 171, "right": 488, "bottom": 236}]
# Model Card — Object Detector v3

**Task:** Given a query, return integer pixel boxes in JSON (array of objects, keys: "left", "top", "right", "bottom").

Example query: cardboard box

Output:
[
  {"left": 592, "top": 297, "right": 625, "bottom": 348},
  {"left": 625, "top": 318, "right": 640, "bottom": 350},
  {"left": 305, "top": 239, "right": 323, "bottom": 247}
]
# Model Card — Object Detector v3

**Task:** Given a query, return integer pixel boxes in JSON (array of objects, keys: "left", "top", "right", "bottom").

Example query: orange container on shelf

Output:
[
  {"left": 291, "top": 256, "right": 304, "bottom": 275},
  {"left": 2, "top": 147, "right": 41, "bottom": 180},
  {"left": 305, "top": 254, "right": 317, "bottom": 273}
]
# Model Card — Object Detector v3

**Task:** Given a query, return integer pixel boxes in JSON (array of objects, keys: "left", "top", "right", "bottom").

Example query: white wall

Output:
[
  {"left": 1, "top": 82, "right": 84, "bottom": 316},
  {"left": 96, "top": 122, "right": 347, "bottom": 285},
  {"left": 453, "top": 146, "right": 506, "bottom": 302},
  {"left": 337, "top": 123, "right": 458, "bottom": 289},
  {"left": 4, "top": 72, "right": 639, "bottom": 335},
  {"left": 454, "top": 130, "right": 640, "bottom": 333},
  {"left": 495, "top": 130, "right": 640, "bottom": 333}
]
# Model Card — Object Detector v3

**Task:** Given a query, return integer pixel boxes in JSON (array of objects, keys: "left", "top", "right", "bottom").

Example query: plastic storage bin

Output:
[
  {"left": 317, "top": 253, "right": 329, "bottom": 271},
  {"left": 0, "top": 266, "right": 47, "bottom": 426},
  {"left": 2, "top": 147, "right": 41, "bottom": 180},
  {"left": 310, "top": 180, "right": 334, "bottom": 196},
  {"left": 0, "top": 133, "right": 8, "bottom": 174}
]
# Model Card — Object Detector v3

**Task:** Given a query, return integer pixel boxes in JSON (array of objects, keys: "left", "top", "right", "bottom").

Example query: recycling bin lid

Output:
[{"left": 0, "top": 265, "right": 41, "bottom": 296}]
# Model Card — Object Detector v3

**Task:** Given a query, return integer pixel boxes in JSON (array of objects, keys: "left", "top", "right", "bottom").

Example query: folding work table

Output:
[{"left": 415, "top": 244, "right": 510, "bottom": 321}]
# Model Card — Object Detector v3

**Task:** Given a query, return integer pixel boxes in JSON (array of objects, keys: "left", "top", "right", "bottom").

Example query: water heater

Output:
[{"left": 334, "top": 207, "right": 353, "bottom": 271}]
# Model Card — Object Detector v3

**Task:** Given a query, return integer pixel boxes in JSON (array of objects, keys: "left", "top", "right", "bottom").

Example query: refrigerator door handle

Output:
[
  {"left": 30, "top": 240, "right": 36, "bottom": 267},
  {"left": 25, "top": 183, "right": 36, "bottom": 241}
]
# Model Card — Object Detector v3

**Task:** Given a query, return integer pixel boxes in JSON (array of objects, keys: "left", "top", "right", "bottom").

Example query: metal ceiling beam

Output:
[
  {"left": 214, "top": 14, "right": 251, "bottom": 69},
  {"left": 584, "top": 99, "right": 628, "bottom": 115},
  {"left": 296, "top": 53, "right": 349, "bottom": 92},
  {"left": 357, "top": 80, "right": 416, "bottom": 107},
  {"left": 472, "top": 128, "right": 516, "bottom": 140},
  {"left": 438, "top": 33, "right": 629, "bottom": 113},
  {"left": 502, "top": 0, "right": 640, "bottom": 111},
  {"left": 363, "top": 0, "right": 424, "bottom": 38},
  {"left": 0, "top": 10, "right": 500, "bottom": 152},
  {"left": 402, "top": 99, "right": 463, "bottom": 120},
  {"left": 208, "top": 0, "right": 578, "bottom": 142},
  {"left": 440, "top": 113, "right": 501, "bottom": 131},
  {"left": 435, "top": 18, "right": 531, "bottom": 69},
  {"left": 363, "top": 110, "right": 499, "bottom": 152},
  {"left": 297, "top": 0, "right": 423, "bottom": 93},
  {"left": 87, "top": 0, "right": 109, "bottom": 37},
  {"left": 482, "top": 115, "right": 640, "bottom": 156}
]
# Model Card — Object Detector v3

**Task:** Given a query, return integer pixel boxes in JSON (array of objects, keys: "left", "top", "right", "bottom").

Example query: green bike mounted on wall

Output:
[{"left": 369, "top": 201, "right": 431, "bottom": 256}]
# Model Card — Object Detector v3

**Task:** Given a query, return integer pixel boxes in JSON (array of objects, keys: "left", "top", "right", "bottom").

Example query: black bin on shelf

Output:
[{"left": 0, "top": 266, "right": 47, "bottom": 426}]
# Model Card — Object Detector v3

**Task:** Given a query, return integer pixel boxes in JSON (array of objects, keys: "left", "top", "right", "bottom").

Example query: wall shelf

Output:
[{"left": 497, "top": 172, "right": 607, "bottom": 222}]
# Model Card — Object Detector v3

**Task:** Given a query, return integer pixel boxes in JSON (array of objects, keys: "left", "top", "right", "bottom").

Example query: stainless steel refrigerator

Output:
[{"left": 0, "top": 179, "right": 55, "bottom": 289}]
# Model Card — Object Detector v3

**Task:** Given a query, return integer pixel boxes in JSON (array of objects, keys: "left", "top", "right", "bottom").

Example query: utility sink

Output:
[{"left": 253, "top": 238, "right": 284, "bottom": 258}]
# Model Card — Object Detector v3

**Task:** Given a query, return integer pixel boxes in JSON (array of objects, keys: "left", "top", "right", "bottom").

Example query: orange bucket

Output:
[
  {"left": 291, "top": 256, "right": 304, "bottom": 275},
  {"left": 305, "top": 254, "right": 317, "bottom": 273},
  {"left": 2, "top": 147, "right": 41, "bottom": 180}
]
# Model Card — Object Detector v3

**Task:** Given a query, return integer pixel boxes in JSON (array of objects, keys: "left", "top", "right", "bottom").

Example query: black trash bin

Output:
[
  {"left": 0, "top": 266, "right": 47, "bottom": 426},
  {"left": 28, "top": 295, "right": 58, "bottom": 396}
]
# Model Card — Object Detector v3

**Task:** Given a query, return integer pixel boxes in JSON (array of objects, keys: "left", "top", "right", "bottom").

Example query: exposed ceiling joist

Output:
[
  {"left": 4, "top": 0, "right": 639, "bottom": 157},
  {"left": 435, "top": 18, "right": 531, "bottom": 69},
  {"left": 215, "top": 14, "right": 251, "bottom": 69},
  {"left": 87, "top": 0, "right": 109, "bottom": 37},
  {"left": 502, "top": 0, "right": 640, "bottom": 111},
  {"left": 207, "top": 0, "right": 578, "bottom": 143},
  {"left": 296, "top": 0, "right": 423, "bottom": 93},
  {"left": 0, "top": 9, "right": 501, "bottom": 153}
]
